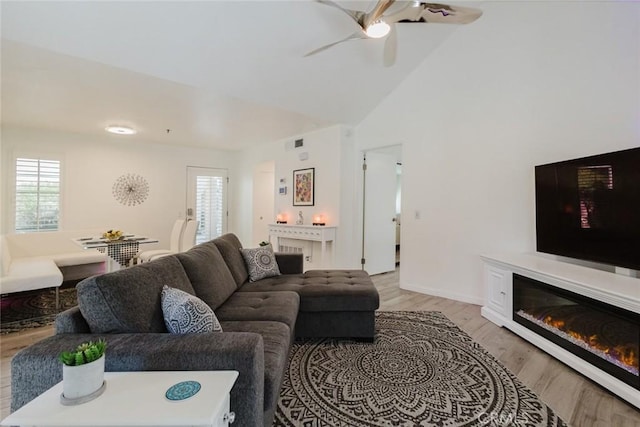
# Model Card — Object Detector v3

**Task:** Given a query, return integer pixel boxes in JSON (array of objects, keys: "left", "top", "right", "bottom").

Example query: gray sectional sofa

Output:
[{"left": 10, "top": 233, "right": 379, "bottom": 427}]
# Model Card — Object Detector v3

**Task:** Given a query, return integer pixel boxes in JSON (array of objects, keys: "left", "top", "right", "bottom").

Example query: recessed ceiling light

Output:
[{"left": 105, "top": 125, "right": 136, "bottom": 135}]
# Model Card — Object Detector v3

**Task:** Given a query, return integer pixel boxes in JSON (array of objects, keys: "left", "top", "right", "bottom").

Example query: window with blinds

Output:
[
  {"left": 15, "top": 157, "right": 61, "bottom": 232},
  {"left": 195, "top": 175, "right": 225, "bottom": 244}
]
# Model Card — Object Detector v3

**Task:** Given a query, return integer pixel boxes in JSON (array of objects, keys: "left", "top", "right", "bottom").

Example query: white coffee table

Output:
[{"left": 1, "top": 371, "right": 238, "bottom": 427}]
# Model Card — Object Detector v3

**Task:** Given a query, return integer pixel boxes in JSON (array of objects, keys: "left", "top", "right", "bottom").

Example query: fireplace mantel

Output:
[{"left": 480, "top": 253, "right": 640, "bottom": 409}]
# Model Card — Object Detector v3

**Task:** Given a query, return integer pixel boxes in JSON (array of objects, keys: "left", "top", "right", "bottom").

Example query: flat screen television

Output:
[{"left": 535, "top": 147, "right": 640, "bottom": 270}]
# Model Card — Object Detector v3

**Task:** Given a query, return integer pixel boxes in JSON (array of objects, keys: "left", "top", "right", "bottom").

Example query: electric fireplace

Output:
[{"left": 513, "top": 273, "right": 639, "bottom": 390}]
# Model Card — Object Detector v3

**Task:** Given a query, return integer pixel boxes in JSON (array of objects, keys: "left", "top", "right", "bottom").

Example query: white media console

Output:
[{"left": 480, "top": 253, "right": 640, "bottom": 409}]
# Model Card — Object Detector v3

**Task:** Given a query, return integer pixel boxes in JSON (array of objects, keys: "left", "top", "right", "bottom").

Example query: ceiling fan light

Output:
[
  {"left": 365, "top": 20, "right": 391, "bottom": 39},
  {"left": 105, "top": 125, "right": 137, "bottom": 135}
]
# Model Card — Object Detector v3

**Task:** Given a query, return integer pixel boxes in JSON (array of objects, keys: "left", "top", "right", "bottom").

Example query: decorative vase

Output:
[{"left": 61, "top": 354, "right": 105, "bottom": 404}]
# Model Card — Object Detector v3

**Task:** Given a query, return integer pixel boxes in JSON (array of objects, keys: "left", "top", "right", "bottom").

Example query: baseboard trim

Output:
[{"left": 399, "top": 283, "right": 483, "bottom": 306}]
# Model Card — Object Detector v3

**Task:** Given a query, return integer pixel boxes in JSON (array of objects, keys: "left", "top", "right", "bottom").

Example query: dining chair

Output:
[
  {"left": 179, "top": 219, "right": 199, "bottom": 252},
  {"left": 138, "top": 218, "right": 185, "bottom": 263},
  {"left": 146, "top": 219, "right": 199, "bottom": 262}
]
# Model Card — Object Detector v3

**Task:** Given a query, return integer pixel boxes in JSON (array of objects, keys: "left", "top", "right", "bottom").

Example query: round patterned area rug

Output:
[{"left": 274, "top": 311, "right": 567, "bottom": 427}]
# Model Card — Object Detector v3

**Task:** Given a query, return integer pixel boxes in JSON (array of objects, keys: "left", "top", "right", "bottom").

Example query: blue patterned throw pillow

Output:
[
  {"left": 161, "top": 285, "right": 222, "bottom": 334},
  {"left": 240, "top": 244, "right": 281, "bottom": 282}
]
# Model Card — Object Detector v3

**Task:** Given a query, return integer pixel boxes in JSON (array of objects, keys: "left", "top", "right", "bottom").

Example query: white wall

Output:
[
  {"left": 1, "top": 127, "right": 237, "bottom": 250},
  {"left": 356, "top": 2, "right": 640, "bottom": 304},
  {"left": 235, "top": 125, "right": 360, "bottom": 268},
  {"left": 251, "top": 161, "right": 275, "bottom": 245}
]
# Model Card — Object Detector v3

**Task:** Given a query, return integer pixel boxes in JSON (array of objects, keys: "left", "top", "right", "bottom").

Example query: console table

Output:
[
  {"left": 268, "top": 224, "right": 336, "bottom": 267},
  {"left": 1, "top": 371, "right": 238, "bottom": 427},
  {"left": 481, "top": 253, "right": 640, "bottom": 409}
]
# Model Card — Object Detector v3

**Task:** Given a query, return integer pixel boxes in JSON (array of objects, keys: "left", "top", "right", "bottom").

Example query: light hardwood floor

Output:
[{"left": 1, "top": 270, "right": 639, "bottom": 425}]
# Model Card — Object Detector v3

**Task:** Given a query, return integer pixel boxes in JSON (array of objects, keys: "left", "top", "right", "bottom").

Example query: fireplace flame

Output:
[{"left": 541, "top": 315, "right": 638, "bottom": 371}]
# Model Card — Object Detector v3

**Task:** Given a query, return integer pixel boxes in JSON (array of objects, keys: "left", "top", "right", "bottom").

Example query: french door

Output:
[{"left": 186, "top": 167, "right": 228, "bottom": 245}]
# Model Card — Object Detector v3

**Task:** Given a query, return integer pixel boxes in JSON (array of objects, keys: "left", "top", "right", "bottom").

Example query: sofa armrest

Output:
[
  {"left": 275, "top": 252, "right": 303, "bottom": 274},
  {"left": 11, "top": 332, "right": 265, "bottom": 427}
]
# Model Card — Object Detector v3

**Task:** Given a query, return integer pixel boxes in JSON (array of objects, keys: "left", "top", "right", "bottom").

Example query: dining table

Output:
[{"left": 72, "top": 234, "right": 158, "bottom": 271}]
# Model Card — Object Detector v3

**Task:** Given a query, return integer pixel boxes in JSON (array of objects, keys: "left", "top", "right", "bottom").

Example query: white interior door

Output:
[
  {"left": 252, "top": 161, "right": 275, "bottom": 246},
  {"left": 186, "top": 167, "right": 228, "bottom": 245},
  {"left": 363, "top": 150, "right": 399, "bottom": 275}
]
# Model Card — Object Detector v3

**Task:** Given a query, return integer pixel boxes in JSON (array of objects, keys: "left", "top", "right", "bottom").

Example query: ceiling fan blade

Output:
[
  {"left": 304, "top": 31, "right": 367, "bottom": 57},
  {"left": 315, "top": 0, "right": 366, "bottom": 28},
  {"left": 363, "top": 0, "right": 396, "bottom": 29},
  {"left": 383, "top": 23, "right": 398, "bottom": 67},
  {"left": 384, "top": 2, "right": 482, "bottom": 25},
  {"left": 419, "top": 3, "right": 483, "bottom": 24}
]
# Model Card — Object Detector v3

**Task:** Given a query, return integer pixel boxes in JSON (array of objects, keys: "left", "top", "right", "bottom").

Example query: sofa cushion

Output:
[
  {"left": 176, "top": 241, "right": 237, "bottom": 310},
  {"left": 238, "top": 270, "right": 379, "bottom": 312},
  {"left": 240, "top": 244, "right": 281, "bottom": 282},
  {"left": 212, "top": 233, "right": 248, "bottom": 287},
  {"left": 0, "top": 258, "right": 63, "bottom": 294},
  {"left": 219, "top": 320, "right": 291, "bottom": 414},
  {"left": 215, "top": 291, "right": 299, "bottom": 331},
  {"left": 274, "top": 252, "right": 303, "bottom": 275},
  {"left": 77, "top": 256, "right": 196, "bottom": 333},
  {"left": 50, "top": 251, "right": 107, "bottom": 267},
  {"left": 161, "top": 286, "right": 222, "bottom": 334}
]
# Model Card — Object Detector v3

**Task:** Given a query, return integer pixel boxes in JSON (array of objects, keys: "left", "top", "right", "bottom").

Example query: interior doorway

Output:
[{"left": 361, "top": 145, "right": 402, "bottom": 276}]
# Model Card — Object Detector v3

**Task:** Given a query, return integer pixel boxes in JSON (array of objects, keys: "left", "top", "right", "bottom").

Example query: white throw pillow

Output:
[
  {"left": 161, "top": 285, "right": 222, "bottom": 334},
  {"left": 240, "top": 244, "right": 281, "bottom": 282}
]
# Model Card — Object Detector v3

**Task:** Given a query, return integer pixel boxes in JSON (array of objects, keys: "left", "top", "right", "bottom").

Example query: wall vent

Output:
[{"left": 294, "top": 138, "right": 304, "bottom": 148}]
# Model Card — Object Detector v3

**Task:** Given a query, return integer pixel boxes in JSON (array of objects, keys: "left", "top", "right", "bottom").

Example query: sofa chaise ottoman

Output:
[{"left": 10, "top": 233, "right": 379, "bottom": 427}]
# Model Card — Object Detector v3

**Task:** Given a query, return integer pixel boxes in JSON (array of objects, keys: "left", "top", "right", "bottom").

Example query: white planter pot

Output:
[{"left": 62, "top": 354, "right": 105, "bottom": 400}]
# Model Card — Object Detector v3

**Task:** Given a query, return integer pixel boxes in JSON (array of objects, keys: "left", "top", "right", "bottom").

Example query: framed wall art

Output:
[{"left": 293, "top": 168, "right": 315, "bottom": 206}]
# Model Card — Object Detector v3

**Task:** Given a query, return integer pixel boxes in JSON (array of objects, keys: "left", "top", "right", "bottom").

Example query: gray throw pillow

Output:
[
  {"left": 161, "top": 285, "right": 222, "bottom": 334},
  {"left": 240, "top": 244, "right": 281, "bottom": 282}
]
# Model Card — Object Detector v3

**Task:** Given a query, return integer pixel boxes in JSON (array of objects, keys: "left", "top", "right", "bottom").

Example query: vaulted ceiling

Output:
[{"left": 1, "top": 1, "right": 479, "bottom": 150}]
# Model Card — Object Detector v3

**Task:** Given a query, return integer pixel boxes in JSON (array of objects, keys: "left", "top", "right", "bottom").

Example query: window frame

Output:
[{"left": 11, "top": 152, "right": 64, "bottom": 233}]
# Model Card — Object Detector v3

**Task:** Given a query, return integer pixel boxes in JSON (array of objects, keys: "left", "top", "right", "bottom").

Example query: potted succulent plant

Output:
[{"left": 59, "top": 339, "right": 106, "bottom": 403}]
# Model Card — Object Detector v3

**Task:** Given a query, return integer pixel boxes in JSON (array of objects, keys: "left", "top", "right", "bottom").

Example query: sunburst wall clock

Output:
[{"left": 112, "top": 173, "right": 149, "bottom": 206}]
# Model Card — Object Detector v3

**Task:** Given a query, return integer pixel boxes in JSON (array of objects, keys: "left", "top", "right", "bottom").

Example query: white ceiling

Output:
[{"left": 1, "top": 1, "right": 473, "bottom": 150}]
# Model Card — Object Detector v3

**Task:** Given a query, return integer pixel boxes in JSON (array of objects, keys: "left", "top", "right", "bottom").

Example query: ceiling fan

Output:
[{"left": 306, "top": 0, "right": 483, "bottom": 66}]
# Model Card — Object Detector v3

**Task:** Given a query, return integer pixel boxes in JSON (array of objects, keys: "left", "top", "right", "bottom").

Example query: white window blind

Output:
[
  {"left": 195, "top": 175, "right": 224, "bottom": 244},
  {"left": 15, "top": 157, "right": 61, "bottom": 232}
]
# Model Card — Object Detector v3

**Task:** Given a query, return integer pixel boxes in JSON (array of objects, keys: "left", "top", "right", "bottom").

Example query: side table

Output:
[{"left": 1, "top": 371, "right": 238, "bottom": 427}]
